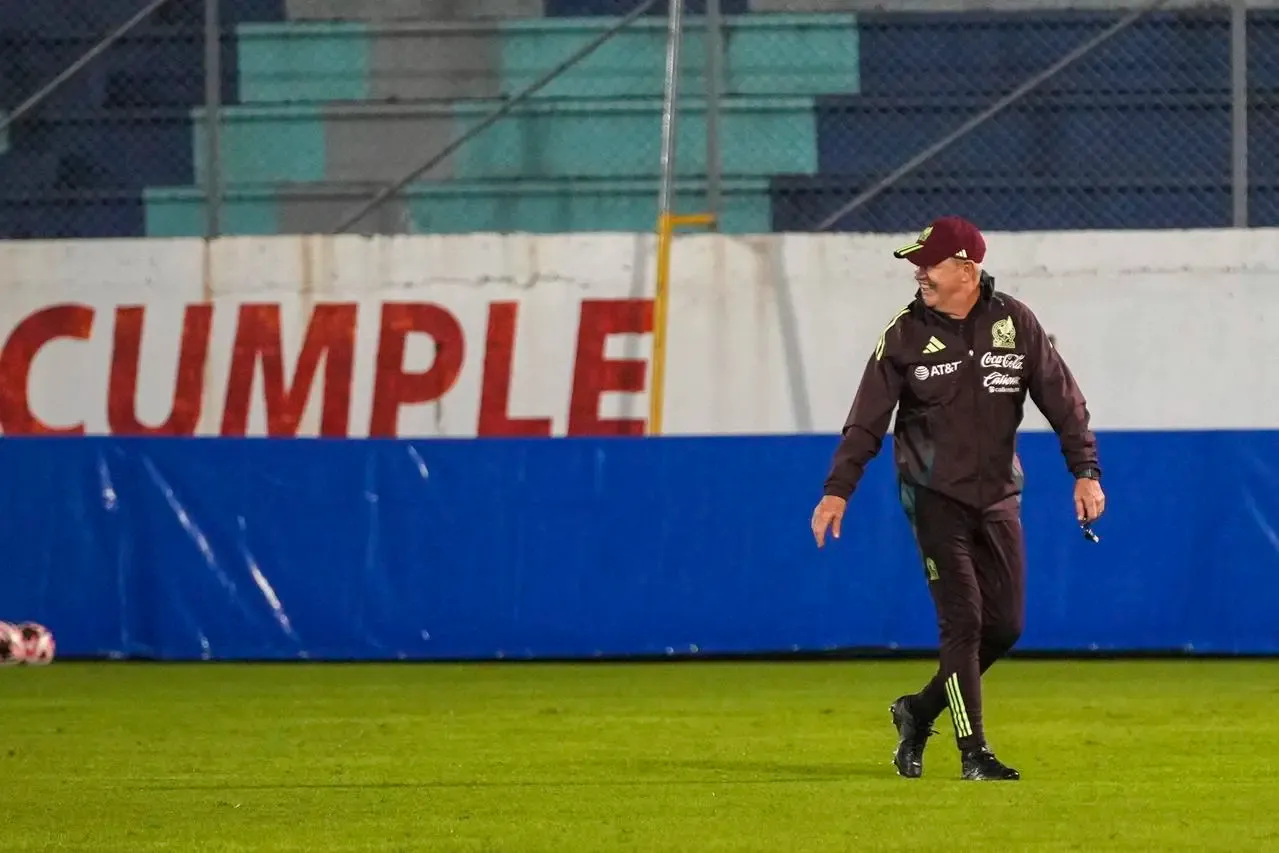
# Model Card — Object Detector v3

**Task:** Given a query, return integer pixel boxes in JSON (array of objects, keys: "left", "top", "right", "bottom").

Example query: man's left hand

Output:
[{"left": 1074, "top": 477, "right": 1105, "bottom": 523}]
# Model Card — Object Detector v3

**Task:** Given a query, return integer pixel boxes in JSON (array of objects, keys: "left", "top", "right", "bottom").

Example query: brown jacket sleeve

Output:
[
  {"left": 1017, "top": 300, "right": 1100, "bottom": 476},
  {"left": 823, "top": 310, "right": 907, "bottom": 499}
]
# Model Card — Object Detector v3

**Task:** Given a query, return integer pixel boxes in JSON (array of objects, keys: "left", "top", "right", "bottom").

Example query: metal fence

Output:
[
  {"left": 757, "top": 0, "right": 1265, "bottom": 233},
  {"left": 0, "top": 0, "right": 1274, "bottom": 239},
  {"left": 0, "top": 0, "right": 223, "bottom": 239}
]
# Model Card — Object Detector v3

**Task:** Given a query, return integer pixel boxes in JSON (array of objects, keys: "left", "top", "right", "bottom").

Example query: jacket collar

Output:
[{"left": 914, "top": 271, "right": 1001, "bottom": 325}]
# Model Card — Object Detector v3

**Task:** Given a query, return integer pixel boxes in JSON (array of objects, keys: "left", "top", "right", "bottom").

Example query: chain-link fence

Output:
[
  {"left": 740, "top": 1, "right": 1276, "bottom": 233},
  {"left": 0, "top": 0, "right": 227, "bottom": 239},
  {"left": 2, "top": 0, "right": 1275, "bottom": 238},
  {"left": 322, "top": 0, "right": 681, "bottom": 236}
]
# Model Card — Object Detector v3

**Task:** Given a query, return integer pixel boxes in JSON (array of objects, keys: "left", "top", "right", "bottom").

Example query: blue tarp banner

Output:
[{"left": 1, "top": 432, "right": 1277, "bottom": 660}]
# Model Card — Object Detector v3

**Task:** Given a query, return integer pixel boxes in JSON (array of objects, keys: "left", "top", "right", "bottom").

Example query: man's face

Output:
[{"left": 914, "top": 257, "right": 974, "bottom": 308}]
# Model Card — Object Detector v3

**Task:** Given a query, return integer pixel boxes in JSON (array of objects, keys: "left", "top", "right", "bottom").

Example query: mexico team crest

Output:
[{"left": 991, "top": 316, "right": 1016, "bottom": 349}]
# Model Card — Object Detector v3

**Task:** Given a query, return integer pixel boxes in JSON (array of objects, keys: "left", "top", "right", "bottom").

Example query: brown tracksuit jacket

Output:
[{"left": 823, "top": 272, "right": 1099, "bottom": 509}]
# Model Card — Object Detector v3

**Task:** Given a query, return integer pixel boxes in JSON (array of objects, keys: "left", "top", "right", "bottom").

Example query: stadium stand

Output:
[{"left": 0, "top": 0, "right": 1276, "bottom": 237}]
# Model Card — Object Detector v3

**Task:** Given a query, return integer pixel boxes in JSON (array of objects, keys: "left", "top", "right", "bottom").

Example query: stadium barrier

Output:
[{"left": 1, "top": 230, "right": 1276, "bottom": 659}]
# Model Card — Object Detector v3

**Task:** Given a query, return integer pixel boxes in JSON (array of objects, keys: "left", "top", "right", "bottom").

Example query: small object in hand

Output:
[{"left": 1081, "top": 522, "right": 1100, "bottom": 544}]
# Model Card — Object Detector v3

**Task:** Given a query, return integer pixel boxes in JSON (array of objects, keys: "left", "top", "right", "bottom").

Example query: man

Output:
[{"left": 810, "top": 216, "right": 1104, "bottom": 782}]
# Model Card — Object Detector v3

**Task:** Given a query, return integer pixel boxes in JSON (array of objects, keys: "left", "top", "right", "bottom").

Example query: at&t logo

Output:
[{"left": 914, "top": 361, "right": 961, "bottom": 381}]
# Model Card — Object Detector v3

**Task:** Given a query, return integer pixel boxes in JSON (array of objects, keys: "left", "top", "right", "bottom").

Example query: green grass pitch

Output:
[{"left": 3, "top": 659, "right": 1277, "bottom": 851}]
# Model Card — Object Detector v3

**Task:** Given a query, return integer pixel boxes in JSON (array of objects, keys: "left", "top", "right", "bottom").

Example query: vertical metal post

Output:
[
  {"left": 704, "top": 0, "right": 724, "bottom": 228},
  {"left": 204, "top": 0, "right": 223, "bottom": 238},
  {"left": 656, "top": 0, "right": 686, "bottom": 223},
  {"left": 1230, "top": 0, "right": 1248, "bottom": 228},
  {"left": 649, "top": 0, "right": 687, "bottom": 436}
]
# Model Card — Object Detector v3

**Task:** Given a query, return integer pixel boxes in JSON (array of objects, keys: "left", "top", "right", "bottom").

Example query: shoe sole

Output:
[{"left": 962, "top": 774, "right": 1021, "bottom": 781}]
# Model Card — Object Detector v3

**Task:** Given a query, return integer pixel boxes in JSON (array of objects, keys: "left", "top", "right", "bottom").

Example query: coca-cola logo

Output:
[
  {"left": 983, "top": 371, "right": 1021, "bottom": 393},
  {"left": 980, "top": 352, "right": 1025, "bottom": 370}
]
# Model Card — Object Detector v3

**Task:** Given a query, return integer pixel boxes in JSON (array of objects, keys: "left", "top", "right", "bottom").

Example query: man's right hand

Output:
[{"left": 811, "top": 495, "right": 847, "bottom": 548}]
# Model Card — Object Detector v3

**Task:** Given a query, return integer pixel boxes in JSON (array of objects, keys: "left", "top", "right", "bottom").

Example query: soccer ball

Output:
[
  {"left": 17, "top": 623, "right": 55, "bottom": 666},
  {"left": 0, "top": 622, "right": 23, "bottom": 666}
]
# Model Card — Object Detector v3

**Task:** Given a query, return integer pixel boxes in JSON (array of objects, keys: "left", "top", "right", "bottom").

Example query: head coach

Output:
[{"left": 810, "top": 216, "right": 1105, "bottom": 781}]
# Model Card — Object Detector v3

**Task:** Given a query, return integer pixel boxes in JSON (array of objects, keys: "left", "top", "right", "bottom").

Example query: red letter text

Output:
[
  {"left": 478, "top": 302, "right": 552, "bottom": 437},
  {"left": 108, "top": 305, "right": 212, "bottom": 436},
  {"left": 221, "top": 303, "right": 357, "bottom": 437},
  {"left": 369, "top": 303, "right": 464, "bottom": 437},
  {"left": 568, "top": 299, "right": 653, "bottom": 436},
  {"left": 0, "top": 304, "right": 94, "bottom": 435}
]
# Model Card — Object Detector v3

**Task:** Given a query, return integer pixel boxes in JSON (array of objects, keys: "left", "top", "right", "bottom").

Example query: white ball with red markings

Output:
[
  {"left": 0, "top": 622, "right": 23, "bottom": 666},
  {"left": 17, "top": 623, "right": 55, "bottom": 666}
]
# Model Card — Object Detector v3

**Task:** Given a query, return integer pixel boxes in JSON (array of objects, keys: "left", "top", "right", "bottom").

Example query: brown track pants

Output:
[{"left": 899, "top": 482, "right": 1026, "bottom": 750}]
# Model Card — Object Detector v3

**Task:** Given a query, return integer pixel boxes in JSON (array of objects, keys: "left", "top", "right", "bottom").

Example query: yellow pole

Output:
[
  {"left": 648, "top": 212, "right": 675, "bottom": 436},
  {"left": 669, "top": 213, "right": 714, "bottom": 228},
  {"left": 648, "top": 212, "right": 715, "bottom": 436}
]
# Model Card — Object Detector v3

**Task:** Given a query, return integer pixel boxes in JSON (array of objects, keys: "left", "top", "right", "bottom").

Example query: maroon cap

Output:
[{"left": 892, "top": 216, "right": 986, "bottom": 267}]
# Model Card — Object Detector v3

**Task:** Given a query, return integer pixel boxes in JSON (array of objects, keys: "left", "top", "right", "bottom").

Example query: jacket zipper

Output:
[{"left": 969, "top": 340, "right": 983, "bottom": 508}]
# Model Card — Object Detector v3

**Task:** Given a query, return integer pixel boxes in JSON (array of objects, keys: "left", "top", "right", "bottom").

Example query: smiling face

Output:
[{"left": 913, "top": 256, "right": 980, "bottom": 316}]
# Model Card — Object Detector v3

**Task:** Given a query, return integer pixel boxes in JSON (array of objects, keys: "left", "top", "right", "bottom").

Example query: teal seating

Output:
[
  {"left": 500, "top": 14, "right": 859, "bottom": 98},
  {"left": 186, "top": 96, "right": 810, "bottom": 193},
  {"left": 454, "top": 96, "right": 816, "bottom": 179},
  {"left": 144, "top": 186, "right": 282, "bottom": 237},
  {"left": 237, "top": 22, "right": 371, "bottom": 103},
  {"left": 144, "top": 13, "right": 860, "bottom": 236},
  {"left": 229, "top": 15, "right": 859, "bottom": 104},
  {"left": 405, "top": 177, "right": 772, "bottom": 233},
  {"left": 191, "top": 105, "right": 327, "bottom": 184},
  {"left": 144, "top": 177, "right": 771, "bottom": 235}
]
